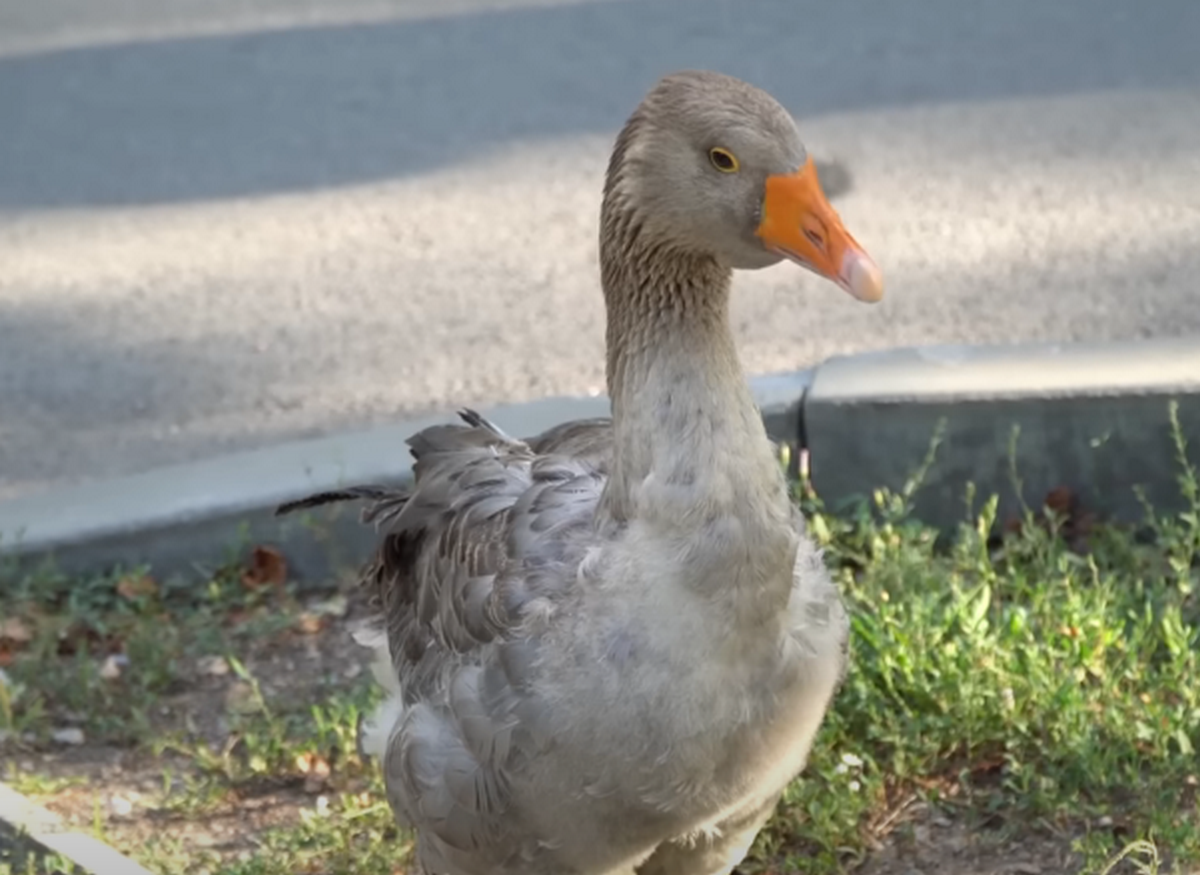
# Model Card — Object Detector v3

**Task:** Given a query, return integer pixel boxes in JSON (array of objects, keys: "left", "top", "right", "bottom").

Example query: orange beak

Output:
[{"left": 755, "top": 157, "right": 884, "bottom": 303}]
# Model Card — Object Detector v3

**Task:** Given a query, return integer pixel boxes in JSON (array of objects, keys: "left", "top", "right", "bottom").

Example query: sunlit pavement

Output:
[{"left": 2, "top": 0, "right": 1198, "bottom": 499}]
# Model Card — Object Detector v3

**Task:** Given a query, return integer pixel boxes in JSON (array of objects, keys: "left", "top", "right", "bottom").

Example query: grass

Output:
[
  {"left": 1, "top": 405, "right": 1197, "bottom": 874},
  {"left": 758, "top": 406, "right": 1200, "bottom": 873}
]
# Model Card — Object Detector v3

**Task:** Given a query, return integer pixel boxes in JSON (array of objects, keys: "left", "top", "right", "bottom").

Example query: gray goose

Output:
[{"left": 279, "top": 69, "right": 883, "bottom": 875}]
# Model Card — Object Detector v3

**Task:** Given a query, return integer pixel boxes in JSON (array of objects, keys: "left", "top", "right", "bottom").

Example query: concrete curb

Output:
[
  {"left": 1, "top": 338, "right": 1197, "bottom": 586},
  {"left": 0, "top": 371, "right": 810, "bottom": 585},
  {"left": 805, "top": 337, "right": 1200, "bottom": 528},
  {"left": 0, "top": 781, "right": 155, "bottom": 874}
]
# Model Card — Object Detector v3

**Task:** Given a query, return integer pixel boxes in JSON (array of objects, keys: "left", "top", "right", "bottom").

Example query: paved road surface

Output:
[{"left": 2, "top": 0, "right": 1199, "bottom": 500}]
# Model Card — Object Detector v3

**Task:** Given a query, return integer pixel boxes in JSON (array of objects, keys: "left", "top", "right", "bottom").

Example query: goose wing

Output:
[{"left": 277, "top": 411, "right": 613, "bottom": 868}]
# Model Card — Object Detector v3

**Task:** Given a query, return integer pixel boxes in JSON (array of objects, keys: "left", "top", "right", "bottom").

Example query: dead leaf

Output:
[
  {"left": 0, "top": 617, "right": 32, "bottom": 644},
  {"left": 1043, "top": 485, "right": 1074, "bottom": 517},
  {"left": 116, "top": 573, "right": 158, "bottom": 601},
  {"left": 1002, "top": 485, "right": 1097, "bottom": 554},
  {"left": 242, "top": 546, "right": 287, "bottom": 590},
  {"left": 226, "top": 609, "right": 254, "bottom": 627},
  {"left": 56, "top": 621, "right": 121, "bottom": 657},
  {"left": 294, "top": 612, "right": 328, "bottom": 635},
  {"left": 296, "top": 751, "right": 332, "bottom": 793},
  {"left": 197, "top": 655, "right": 231, "bottom": 677}
]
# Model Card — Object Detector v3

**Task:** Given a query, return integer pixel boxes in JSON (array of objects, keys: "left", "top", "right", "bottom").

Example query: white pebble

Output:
[{"left": 51, "top": 727, "right": 85, "bottom": 745}]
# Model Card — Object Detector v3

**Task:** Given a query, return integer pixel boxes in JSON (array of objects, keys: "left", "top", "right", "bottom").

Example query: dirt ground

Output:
[{"left": 0, "top": 599, "right": 1149, "bottom": 875}]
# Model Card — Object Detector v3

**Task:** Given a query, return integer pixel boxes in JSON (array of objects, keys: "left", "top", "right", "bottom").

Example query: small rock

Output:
[
  {"left": 51, "top": 727, "right": 86, "bottom": 745},
  {"left": 197, "top": 655, "right": 230, "bottom": 677},
  {"left": 100, "top": 654, "right": 128, "bottom": 680},
  {"left": 109, "top": 795, "right": 134, "bottom": 816}
]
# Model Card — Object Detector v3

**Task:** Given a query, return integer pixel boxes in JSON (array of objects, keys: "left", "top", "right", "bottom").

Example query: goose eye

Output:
[{"left": 708, "top": 147, "right": 739, "bottom": 173}]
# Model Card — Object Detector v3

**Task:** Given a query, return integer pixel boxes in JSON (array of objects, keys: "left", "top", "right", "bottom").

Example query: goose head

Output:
[{"left": 603, "top": 70, "right": 883, "bottom": 303}]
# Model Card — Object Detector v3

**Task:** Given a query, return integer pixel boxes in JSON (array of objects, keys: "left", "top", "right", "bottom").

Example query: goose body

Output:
[{"left": 280, "top": 70, "right": 883, "bottom": 875}]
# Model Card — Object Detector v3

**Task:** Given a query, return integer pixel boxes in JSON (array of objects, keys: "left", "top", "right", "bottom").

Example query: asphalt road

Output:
[{"left": 2, "top": 0, "right": 1199, "bottom": 501}]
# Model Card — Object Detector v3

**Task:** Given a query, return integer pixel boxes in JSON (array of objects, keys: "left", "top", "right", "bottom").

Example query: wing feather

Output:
[{"left": 277, "top": 412, "right": 613, "bottom": 868}]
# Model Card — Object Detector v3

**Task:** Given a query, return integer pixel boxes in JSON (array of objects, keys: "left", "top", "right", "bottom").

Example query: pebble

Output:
[
  {"left": 197, "top": 655, "right": 231, "bottom": 676},
  {"left": 50, "top": 727, "right": 86, "bottom": 745},
  {"left": 100, "top": 653, "right": 129, "bottom": 680}
]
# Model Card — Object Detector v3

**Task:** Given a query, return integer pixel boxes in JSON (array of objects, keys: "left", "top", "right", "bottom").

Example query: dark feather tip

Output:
[
  {"left": 275, "top": 487, "right": 384, "bottom": 517},
  {"left": 458, "top": 408, "right": 487, "bottom": 428}
]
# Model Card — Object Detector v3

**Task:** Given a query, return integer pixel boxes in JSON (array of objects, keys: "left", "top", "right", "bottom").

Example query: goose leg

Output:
[{"left": 634, "top": 794, "right": 781, "bottom": 875}]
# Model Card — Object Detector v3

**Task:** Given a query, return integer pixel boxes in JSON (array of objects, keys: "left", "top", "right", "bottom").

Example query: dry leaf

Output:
[
  {"left": 242, "top": 546, "right": 287, "bottom": 590},
  {"left": 226, "top": 609, "right": 253, "bottom": 627},
  {"left": 116, "top": 573, "right": 158, "bottom": 601},
  {"left": 0, "top": 617, "right": 32, "bottom": 644},
  {"left": 294, "top": 612, "right": 328, "bottom": 636},
  {"left": 56, "top": 621, "right": 121, "bottom": 657},
  {"left": 296, "top": 751, "right": 332, "bottom": 793},
  {"left": 197, "top": 655, "right": 231, "bottom": 677},
  {"left": 1003, "top": 485, "right": 1096, "bottom": 554}
]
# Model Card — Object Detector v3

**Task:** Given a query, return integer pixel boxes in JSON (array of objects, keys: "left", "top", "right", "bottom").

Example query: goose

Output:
[{"left": 278, "top": 69, "right": 883, "bottom": 875}]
